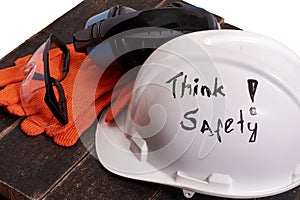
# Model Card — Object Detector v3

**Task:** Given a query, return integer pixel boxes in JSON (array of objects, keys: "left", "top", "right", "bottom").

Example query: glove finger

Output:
[
  {"left": 105, "top": 81, "right": 134, "bottom": 122},
  {"left": 14, "top": 54, "right": 32, "bottom": 66},
  {"left": 2, "top": 86, "right": 46, "bottom": 117},
  {"left": 5, "top": 102, "right": 26, "bottom": 116},
  {"left": 52, "top": 125, "right": 80, "bottom": 147},
  {"left": 4, "top": 98, "right": 46, "bottom": 117},
  {"left": 22, "top": 104, "right": 57, "bottom": 134},
  {"left": 20, "top": 107, "right": 59, "bottom": 136},
  {"left": 20, "top": 117, "right": 46, "bottom": 136},
  {"left": 0, "top": 55, "right": 31, "bottom": 86},
  {"left": 0, "top": 82, "right": 22, "bottom": 106}
]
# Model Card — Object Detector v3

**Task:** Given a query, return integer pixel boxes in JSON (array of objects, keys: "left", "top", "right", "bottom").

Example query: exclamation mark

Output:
[{"left": 247, "top": 79, "right": 258, "bottom": 115}]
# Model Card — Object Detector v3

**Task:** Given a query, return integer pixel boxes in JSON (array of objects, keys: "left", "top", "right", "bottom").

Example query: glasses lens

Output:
[{"left": 21, "top": 36, "right": 67, "bottom": 126}]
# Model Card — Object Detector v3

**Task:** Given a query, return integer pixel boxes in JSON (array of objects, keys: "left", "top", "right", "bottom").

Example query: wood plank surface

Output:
[
  {"left": 0, "top": 109, "right": 18, "bottom": 134},
  {"left": 44, "top": 152, "right": 160, "bottom": 200},
  {"left": 0, "top": 122, "right": 96, "bottom": 200}
]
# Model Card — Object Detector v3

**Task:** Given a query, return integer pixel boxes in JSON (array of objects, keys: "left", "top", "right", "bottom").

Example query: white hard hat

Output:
[{"left": 95, "top": 30, "right": 300, "bottom": 199}]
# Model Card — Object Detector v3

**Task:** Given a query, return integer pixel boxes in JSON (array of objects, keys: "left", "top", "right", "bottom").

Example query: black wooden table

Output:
[{"left": 0, "top": 0, "right": 299, "bottom": 199}]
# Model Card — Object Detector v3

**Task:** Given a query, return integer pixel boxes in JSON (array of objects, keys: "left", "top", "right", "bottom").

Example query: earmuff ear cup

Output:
[
  {"left": 108, "top": 5, "right": 137, "bottom": 17},
  {"left": 111, "top": 29, "right": 184, "bottom": 72},
  {"left": 167, "top": 1, "right": 220, "bottom": 30},
  {"left": 106, "top": 5, "right": 140, "bottom": 71},
  {"left": 82, "top": 6, "right": 137, "bottom": 53}
]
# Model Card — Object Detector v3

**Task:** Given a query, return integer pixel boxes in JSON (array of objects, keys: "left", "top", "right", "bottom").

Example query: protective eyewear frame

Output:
[{"left": 43, "top": 34, "right": 70, "bottom": 125}]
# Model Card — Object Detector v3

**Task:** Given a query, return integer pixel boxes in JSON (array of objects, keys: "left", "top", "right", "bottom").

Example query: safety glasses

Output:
[{"left": 21, "top": 34, "right": 70, "bottom": 125}]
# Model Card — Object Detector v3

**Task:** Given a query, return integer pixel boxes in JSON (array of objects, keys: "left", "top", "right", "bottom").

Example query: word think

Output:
[{"left": 165, "top": 72, "right": 226, "bottom": 99}]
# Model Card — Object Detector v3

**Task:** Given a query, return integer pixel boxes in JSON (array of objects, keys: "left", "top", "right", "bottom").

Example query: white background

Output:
[
  {"left": 0, "top": 0, "right": 82, "bottom": 59},
  {"left": 185, "top": 0, "right": 300, "bottom": 57},
  {"left": 0, "top": 0, "right": 299, "bottom": 59}
]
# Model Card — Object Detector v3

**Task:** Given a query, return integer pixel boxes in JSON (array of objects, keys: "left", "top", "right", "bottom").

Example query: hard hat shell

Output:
[{"left": 95, "top": 30, "right": 300, "bottom": 199}]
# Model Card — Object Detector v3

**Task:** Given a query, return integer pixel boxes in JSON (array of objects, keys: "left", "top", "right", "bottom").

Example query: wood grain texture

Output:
[
  {"left": 44, "top": 153, "right": 160, "bottom": 200},
  {"left": 0, "top": 122, "right": 96, "bottom": 200},
  {"left": 0, "top": 109, "right": 19, "bottom": 133}
]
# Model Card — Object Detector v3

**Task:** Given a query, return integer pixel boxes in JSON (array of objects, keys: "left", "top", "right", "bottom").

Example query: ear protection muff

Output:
[
  {"left": 84, "top": 5, "right": 137, "bottom": 30},
  {"left": 167, "top": 1, "right": 220, "bottom": 30},
  {"left": 73, "top": 1, "right": 220, "bottom": 69},
  {"left": 82, "top": 5, "right": 137, "bottom": 53}
]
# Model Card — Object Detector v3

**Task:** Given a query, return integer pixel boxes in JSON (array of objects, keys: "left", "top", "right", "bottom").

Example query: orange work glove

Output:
[{"left": 0, "top": 44, "right": 132, "bottom": 147}]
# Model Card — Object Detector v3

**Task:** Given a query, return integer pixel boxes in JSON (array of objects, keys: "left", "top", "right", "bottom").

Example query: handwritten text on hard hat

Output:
[{"left": 165, "top": 72, "right": 258, "bottom": 143}]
